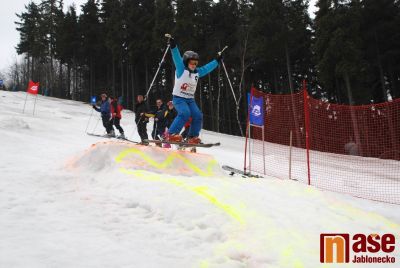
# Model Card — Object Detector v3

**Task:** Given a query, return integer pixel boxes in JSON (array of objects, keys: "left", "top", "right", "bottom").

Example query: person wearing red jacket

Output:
[{"left": 110, "top": 96, "right": 125, "bottom": 139}]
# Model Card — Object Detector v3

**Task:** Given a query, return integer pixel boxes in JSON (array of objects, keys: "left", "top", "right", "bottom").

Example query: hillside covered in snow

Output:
[{"left": 0, "top": 90, "right": 399, "bottom": 268}]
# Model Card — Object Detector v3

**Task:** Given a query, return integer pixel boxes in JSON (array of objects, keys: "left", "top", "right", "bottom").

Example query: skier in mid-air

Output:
[{"left": 166, "top": 36, "right": 222, "bottom": 144}]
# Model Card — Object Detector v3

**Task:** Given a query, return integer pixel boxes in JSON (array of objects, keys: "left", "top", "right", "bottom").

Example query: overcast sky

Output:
[
  {"left": 0, "top": 0, "right": 317, "bottom": 73},
  {"left": 0, "top": 0, "right": 87, "bottom": 73}
]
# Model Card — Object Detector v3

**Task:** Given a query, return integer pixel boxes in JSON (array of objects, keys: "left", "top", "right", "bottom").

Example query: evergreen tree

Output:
[
  {"left": 15, "top": 2, "right": 47, "bottom": 83},
  {"left": 80, "top": 0, "right": 102, "bottom": 99},
  {"left": 124, "top": 0, "right": 155, "bottom": 98},
  {"left": 174, "top": 0, "right": 197, "bottom": 50},
  {"left": 56, "top": 5, "right": 80, "bottom": 99},
  {"left": 315, "top": 0, "right": 367, "bottom": 104},
  {"left": 361, "top": 0, "right": 400, "bottom": 101},
  {"left": 101, "top": 0, "right": 124, "bottom": 97},
  {"left": 40, "top": 0, "right": 64, "bottom": 95},
  {"left": 153, "top": 0, "right": 175, "bottom": 101}
]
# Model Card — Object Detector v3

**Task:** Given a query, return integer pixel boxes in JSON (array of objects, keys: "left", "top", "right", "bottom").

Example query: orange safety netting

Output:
[{"left": 245, "top": 84, "right": 400, "bottom": 204}]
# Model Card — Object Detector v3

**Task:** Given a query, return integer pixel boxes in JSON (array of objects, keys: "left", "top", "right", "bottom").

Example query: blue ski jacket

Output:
[
  {"left": 94, "top": 100, "right": 110, "bottom": 117},
  {"left": 171, "top": 46, "right": 218, "bottom": 79}
]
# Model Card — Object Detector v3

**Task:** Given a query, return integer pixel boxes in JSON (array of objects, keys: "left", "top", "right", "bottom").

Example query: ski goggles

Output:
[{"left": 188, "top": 60, "right": 199, "bottom": 66}]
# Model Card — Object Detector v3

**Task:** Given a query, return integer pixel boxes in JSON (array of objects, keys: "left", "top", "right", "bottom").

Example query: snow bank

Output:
[
  {"left": 70, "top": 140, "right": 225, "bottom": 177},
  {"left": 0, "top": 116, "right": 30, "bottom": 130}
]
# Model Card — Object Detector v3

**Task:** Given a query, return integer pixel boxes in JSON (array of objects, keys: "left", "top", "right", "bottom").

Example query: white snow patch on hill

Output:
[{"left": 0, "top": 90, "right": 399, "bottom": 268}]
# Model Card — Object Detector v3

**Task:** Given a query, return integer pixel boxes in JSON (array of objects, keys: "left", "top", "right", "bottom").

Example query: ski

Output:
[
  {"left": 222, "top": 165, "right": 264, "bottom": 178},
  {"left": 86, "top": 133, "right": 111, "bottom": 138},
  {"left": 86, "top": 133, "right": 217, "bottom": 148},
  {"left": 147, "top": 139, "right": 220, "bottom": 148},
  {"left": 86, "top": 133, "right": 140, "bottom": 144},
  {"left": 119, "top": 137, "right": 141, "bottom": 144}
]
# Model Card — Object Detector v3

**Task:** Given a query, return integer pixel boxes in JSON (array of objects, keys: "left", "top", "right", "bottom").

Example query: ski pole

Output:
[
  {"left": 220, "top": 58, "right": 238, "bottom": 105},
  {"left": 85, "top": 108, "right": 94, "bottom": 133},
  {"left": 145, "top": 34, "right": 172, "bottom": 101},
  {"left": 111, "top": 116, "right": 116, "bottom": 134},
  {"left": 218, "top": 45, "right": 229, "bottom": 56},
  {"left": 130, "top": 116, "right": 142, "bottom": 140},
  {"left": 153, "top": 120, "right": 158, "bottom": 139},
  {"left": 22, "top": 92, "right": 29, "bottom": 114},
  {"left": 91, "top": 116, "right": 101, "bottom": 134},
  {"left": 220, "top": 53, "right": 245, "bottom": 137}
]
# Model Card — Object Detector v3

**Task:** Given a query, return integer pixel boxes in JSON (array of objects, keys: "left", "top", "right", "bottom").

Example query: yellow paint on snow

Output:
[
  {"left": 198, "top": 260, "right": 209, "bottom": 268},
  {"left": 114, "top": 145, "right": 397, "bottom": 268},
  {"left": 114, "top": 146, "right": 312, "bottom": 268},
  {"left": 119, "top": 168, "right": 244, "bottom": 225},
  {"left": 115, "top": 147, "right": 218, "bottom": 177}
]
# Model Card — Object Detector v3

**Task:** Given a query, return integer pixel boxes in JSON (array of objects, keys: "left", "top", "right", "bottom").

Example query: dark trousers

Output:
[
  {"left": 102, "top": 115, "right": 113, "bottom": 134},
  {"left": 137, "top": 121, "right": 148, "bottom": 141},
  {"left": 152, "top": 125, "right": 164, "bottom": 140},
  {"left": 113, "top": 117, "right": 124, "bottom": 134}
]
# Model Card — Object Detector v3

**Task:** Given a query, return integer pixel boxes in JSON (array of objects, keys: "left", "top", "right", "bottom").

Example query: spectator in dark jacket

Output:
[
  {"left": 134, "top": 95, "right": 149, "bottom": 144},
  {"left": 93, "top": 93, "right": 114, "bottom": 136},
  {"left": 151, "top": 99, "right": 167, "bottom": 142},
  {"left": 165, "top": 101, "right": 177, "bottom": 129}
]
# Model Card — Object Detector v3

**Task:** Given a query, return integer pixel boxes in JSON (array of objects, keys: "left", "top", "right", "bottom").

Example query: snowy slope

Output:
[{"left": 0, "top": 90, "right": 399, "bottom": 268}]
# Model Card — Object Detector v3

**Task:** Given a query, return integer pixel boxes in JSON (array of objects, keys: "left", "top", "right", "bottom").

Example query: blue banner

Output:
[
  {"left": 0, "top": 80, "right": 3, "bottom": 87},
  {"left": 249, "top": 95, "right": 264, "bottom": 126},
  {"left": 90, "top": 96, "right": 97, "bottom": 104}
]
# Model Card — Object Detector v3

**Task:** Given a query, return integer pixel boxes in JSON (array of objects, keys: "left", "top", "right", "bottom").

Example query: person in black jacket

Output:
[
  {"left": 151, "top": 99, "right": 167, "bottom": 142},
  {"left": 164, "top": 101, "right": 177, "bottom": 130},
  {"left": 134, "top": 95, "right": 149, "bottom": 144}
]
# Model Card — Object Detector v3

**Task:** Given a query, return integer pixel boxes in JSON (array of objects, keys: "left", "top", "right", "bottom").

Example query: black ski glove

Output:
[
  {"left": 169, "top": 37, "right": 176, "bottom": 49},
  {"left": 92, "top": 105, "right": 96, "bottom": 109}
]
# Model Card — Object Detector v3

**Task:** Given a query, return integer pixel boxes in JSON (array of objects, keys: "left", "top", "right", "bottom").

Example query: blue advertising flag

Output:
[
  {"left": 90, "top": 96, "right": 97, "bottom": 104},
  {"left": 249, "top": 95, "right": 264, "bottom": 126},
  {"left": 0, "top": 80, "right": 3, "bottom": 87}
]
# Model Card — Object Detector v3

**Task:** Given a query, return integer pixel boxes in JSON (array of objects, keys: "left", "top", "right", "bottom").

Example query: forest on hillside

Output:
[{"left": 8, "top": 0, "right": 400, "bottom": 135}]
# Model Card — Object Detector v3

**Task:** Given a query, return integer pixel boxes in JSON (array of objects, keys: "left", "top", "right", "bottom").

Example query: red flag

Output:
[{"left": 27, "top": 80, "right": 39, "bottom": 95}]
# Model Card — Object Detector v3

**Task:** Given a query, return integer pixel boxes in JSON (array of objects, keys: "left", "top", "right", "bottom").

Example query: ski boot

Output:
[
  {"left": 140, "top": 139, "right": 149, "bottom": 146},
  {"left": 162, "top": 131, "right": 171, "bottom": 148},
  {"left": 108, "top": 130, "right": 116, "bottom": 138},
  {"left": 167, "top": 134, "right": 183, "bottom": 142},
  {"left": 187, "top": 136, "right": 201, "bottom": 144}
]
